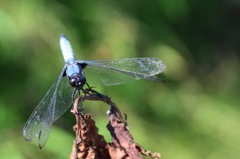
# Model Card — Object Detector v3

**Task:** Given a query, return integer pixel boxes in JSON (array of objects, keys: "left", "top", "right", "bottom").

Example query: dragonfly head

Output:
[{"left": 69, "top": 74, "right": 86, "bottom": 90}]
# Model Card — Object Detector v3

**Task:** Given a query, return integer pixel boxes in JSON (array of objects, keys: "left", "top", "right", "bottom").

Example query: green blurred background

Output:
[{"left": 0, "top": 0, "right": 240, "bottom": 158}]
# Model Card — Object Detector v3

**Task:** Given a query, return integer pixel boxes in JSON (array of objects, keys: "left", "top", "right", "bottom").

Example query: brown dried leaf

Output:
[{"left": 70, "top": 90, "right": 161, "bottom": 159}]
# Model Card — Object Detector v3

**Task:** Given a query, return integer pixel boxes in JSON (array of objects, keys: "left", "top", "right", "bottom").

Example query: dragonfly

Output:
[{"left": 23, "top": 34, "right": 166, "bottom": 149}]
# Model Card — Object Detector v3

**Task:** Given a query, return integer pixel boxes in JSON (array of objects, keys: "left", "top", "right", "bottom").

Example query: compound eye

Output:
[
  {"left": 79, "top": 76, "right": 86, "bottom": 85},
  {"left": 70, "top": 78, "right": 75, "bottom": 87}
]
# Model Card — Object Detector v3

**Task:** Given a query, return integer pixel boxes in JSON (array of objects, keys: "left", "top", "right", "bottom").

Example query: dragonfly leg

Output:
[
  {"left": 72, "top": 88, "right": 85, "bottom": 111},
  {"left": 72, "top": 88, "right": 81, "bottom": 104},
  {"left": 85, "top": 82, "right": 101, "bottom": 95},
  {"left": 72, "top": 88, "right": 76, "bottom": 103}
]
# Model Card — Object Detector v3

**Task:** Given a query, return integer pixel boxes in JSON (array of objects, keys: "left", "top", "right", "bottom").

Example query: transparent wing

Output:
[
  {"left": 78, "top": 58, "right": 166, "bottom": 86},
  {"left": 23, "top": 65, "right": 73, "bottom": 148}
]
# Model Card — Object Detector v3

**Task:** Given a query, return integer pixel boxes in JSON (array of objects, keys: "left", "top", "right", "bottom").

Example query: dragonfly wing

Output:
[
  {"left": 38, "top": 76, "right": 73, "bottom": 149},
  {"left": 78, "top": 58, "right": 166, "bottom": 86},
  {"left": 23, "top": 82, "right": 56, "bottom": 143},
  {"left": 23, "top": 65, "right": 73, "bottom": 148}
]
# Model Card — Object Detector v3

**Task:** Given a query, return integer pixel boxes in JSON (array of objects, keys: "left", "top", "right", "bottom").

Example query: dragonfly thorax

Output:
[{"left": 69, "top": 74, "right": 86, "bottom": 90}]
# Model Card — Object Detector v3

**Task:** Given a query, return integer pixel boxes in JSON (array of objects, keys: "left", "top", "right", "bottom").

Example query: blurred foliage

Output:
[{"left": 0, "top": 0, "right": 240, "bottom": 158}]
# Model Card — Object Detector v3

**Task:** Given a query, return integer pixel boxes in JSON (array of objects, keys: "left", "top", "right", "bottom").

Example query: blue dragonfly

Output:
[{"left": 23, "top": 35, "right": 166, "bottom": 149}]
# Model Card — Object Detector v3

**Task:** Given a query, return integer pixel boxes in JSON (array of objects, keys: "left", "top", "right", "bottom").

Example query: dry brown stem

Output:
[{"left": 70, "top": 89, "right": 161, "bottom": 159}]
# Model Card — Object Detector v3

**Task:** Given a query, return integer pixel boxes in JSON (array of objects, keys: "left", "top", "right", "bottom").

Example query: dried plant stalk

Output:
[{"left": 70, "top": 89, "right": 160, "bottom": 159}]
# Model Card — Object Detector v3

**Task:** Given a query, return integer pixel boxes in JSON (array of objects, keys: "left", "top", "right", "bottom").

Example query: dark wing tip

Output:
[
  {"left": 23, "top": 136, "right": 32, "bottom": 142},
  {"left": 38, "top": 130, "right": 45, "bottom": 149},
  {"left": 39, "top": 145, "right": 44, "bottom": 149},
  {"left": 23, "top": 126, "right": 32, "bottom": 141}
]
